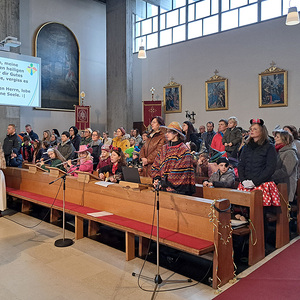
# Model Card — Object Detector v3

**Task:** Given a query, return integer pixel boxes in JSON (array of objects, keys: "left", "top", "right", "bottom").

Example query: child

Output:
[
  {"left": 222, "top": 116, "right": 242, "bottom": 158},
  {"left": 20, "top": 135, "right": 34, "bottom": 163},
  {"left": 128, "top": 146, "right": 143, "bottom": 171},
  {"left": 196, "top": 152, "right": 209, "bottom": 178},
  {"left": 124, "top": 147, "right": 134, "bottom": 164},
  {"left": 40, "top": 148, "right": 66, "bottom": 172},
  {"left": 203, "top": 157, "right": 235, "bottom": 188},
  {"left": 96, "top": 144, "right": 111, "bottom": 171},
  {"left": 8, "top": 148, "right": 23, "bottom": 168}
]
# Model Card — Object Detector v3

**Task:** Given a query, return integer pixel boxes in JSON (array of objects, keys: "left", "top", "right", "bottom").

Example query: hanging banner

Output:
[
  {"left": 143, "top": 101, "right": 162, "bottom": 128},
  {"left": 75, "top": 105, "right": 90, "bottom": 130}
]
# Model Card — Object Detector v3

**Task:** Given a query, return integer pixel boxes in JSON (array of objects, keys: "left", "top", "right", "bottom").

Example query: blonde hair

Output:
[
  {"left": 275, "top": 130, "right": 294, "bottom": 145},
  {"left": 228, "top": 116, "right": 238, "bottom": 125}
]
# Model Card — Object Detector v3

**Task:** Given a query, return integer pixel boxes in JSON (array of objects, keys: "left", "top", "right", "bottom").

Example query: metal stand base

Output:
[
  {"left": 54, "top": 238, "right": 74, "bottom": 247},
  {"left": 132, "top": 189, "right": 192, "bottom": 299}
]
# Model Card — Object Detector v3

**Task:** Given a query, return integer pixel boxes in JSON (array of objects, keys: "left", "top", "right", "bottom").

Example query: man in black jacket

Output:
[
  {"left": 25, "top": 124, "right": 39, "bottom": 141},
  {"left": 3, "top": 124, "right": 22, "bottom": 164}
]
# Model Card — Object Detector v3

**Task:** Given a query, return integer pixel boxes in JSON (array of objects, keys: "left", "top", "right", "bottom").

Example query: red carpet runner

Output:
[{"left": 215, "top": 239, "right": 300, "bottom": 300}]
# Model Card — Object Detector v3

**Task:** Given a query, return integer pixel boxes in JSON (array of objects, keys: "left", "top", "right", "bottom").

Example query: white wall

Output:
[
  {"left": 19, "top": 0, "right": 106, "bottom": 138},
  {"left": 133, "top": 16, "right": 300, "bottom": 133}
]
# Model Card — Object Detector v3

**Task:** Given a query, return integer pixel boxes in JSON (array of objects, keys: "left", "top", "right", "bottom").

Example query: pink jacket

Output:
[{"left": 69, "top": 160, "right": 93, "bottom": 177}]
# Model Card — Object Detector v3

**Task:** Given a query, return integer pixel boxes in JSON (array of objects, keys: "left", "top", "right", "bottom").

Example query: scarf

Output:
[{"left": 275, "top": 143, "right": 285, "bottom": 152}]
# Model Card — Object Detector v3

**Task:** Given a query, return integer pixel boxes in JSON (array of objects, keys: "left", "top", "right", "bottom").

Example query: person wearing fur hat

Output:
[
  {"left": 112, "top": 127, "right": 130, "bottom": 153},
  {"left": 67, "top": 145, "right": 93, "bottom": 176},
  {"left": 151, "top": 121, "right": 195, "bottom": 195},
  {"left": 80, "top": 128, "right": 93, "bottom": 146},
  {"left": 203, "top": 157, "right": 235, "bottom": 188},
  {"left": 96, "top": 144, "right": 111, "bottom": 171}
]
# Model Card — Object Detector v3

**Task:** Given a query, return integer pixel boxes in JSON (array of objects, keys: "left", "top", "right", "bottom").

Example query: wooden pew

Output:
[
  {"left": 199, "top": 186, "right": 265, "bottom": 266},
  {"left": 4, "top": 167, "right": 234, "bottom": 289},
  {"left": 195, "top": 183, "right": 290, "bottom": 264}
]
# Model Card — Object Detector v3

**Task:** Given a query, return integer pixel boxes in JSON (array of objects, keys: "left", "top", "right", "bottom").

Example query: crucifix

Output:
[{"left": 150, "top": 87, "right": 155, "bottom": 101}]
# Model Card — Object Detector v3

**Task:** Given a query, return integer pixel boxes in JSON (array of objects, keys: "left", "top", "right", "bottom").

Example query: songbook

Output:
[
  {"left": 87, "top": 211, "right": 113, "bottom": 217},
  {"left": 231, "top": 219, "right": 248, "bottom": 229}
]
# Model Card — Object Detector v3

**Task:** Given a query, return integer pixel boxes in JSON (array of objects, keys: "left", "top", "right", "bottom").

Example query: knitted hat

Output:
[
  {"left": 75, "top": 145, "right": 93, "bottom": 154},
  {"left": 161, "top": 121, "right": 185, "bottom": 137},
  {"left": 132, "top": 146, "right": 140, "bottom": 156},
  {"left": 217, "top": 157, "right": 229, "bottom": 166},
  {"left": 101, "top": 144, "right": 111, "bottom": 152},
  {"left": 118, "top": 127, "right": 126, "bottom": 136},
  {"left": 124, "top": 147, "right": 134, "bottom": 158}
]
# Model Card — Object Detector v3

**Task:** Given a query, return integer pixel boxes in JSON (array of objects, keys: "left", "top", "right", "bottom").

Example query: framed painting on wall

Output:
[
  {"left": 259, "top": 63, "right": 287, "bottom": 108},
  {"left": 35, "top": 22, "right": 80, "bottom": 111},
  {"left": 163, "top": 81, "right": 182, "bottom": 113},
  {"left": 205, "top": 71, "right": 228, "bottom": 111}
]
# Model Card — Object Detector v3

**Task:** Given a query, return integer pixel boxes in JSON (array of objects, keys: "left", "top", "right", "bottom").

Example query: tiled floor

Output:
[
  {"left": 0, "top": 211, "right": 217, "bottom": 300},
  {"left": 1, "top": 210, "right": 298, "bottom": 300}
]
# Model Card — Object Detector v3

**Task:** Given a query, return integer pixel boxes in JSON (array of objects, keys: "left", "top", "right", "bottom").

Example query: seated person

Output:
[
  {"left": 98, "top": 147, "right": 126, "bottom": 183},
  {"left": 128, "top": 147, "right": 143, "bottom": 171},
  {"left": 67, "top": 145, "right": 93, "bottom": 176},
  {"left": 8, "top": 148, "right": 23, "bottom": 168},
  {"left": 57, "top": 131, "right": 75, "bottom": 160},
  {"left": 203, "top": 157, "right": 235, "bottom": 188},
  {"left": 20, "top": 135, "right": 34, "bottom": 163},
  {"left": 196, "top": 152, "right": 209, "bottom": 178},
  {"left": 40, "top": 148, "right": 66, "bottom": 172},
  {"left": 124, "top": 147, "right": 134, "bottom": 164},
  {"left": 96, "top": 144, "right": 111, "bottom": 171},
  {"left": 39, "top": 141, "right": 51, "bottom": 163}
]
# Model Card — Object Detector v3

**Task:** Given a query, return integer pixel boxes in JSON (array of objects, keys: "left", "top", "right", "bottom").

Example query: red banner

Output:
[
  {"left": 143, "top": 101, "right": 162, "bottom": 128},
  {"left": 75, "top": 105, "right": 90, "bottom": 130}
]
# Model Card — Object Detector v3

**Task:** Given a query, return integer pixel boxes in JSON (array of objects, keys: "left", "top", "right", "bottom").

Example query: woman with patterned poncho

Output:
[{"left": 151, "top": 122, "right": 196, "bottom": 195}]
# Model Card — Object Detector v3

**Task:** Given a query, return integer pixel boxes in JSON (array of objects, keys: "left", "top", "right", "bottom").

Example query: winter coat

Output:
[
  {"left": 89, "top": 140, "right": 103, "bottom": 170},
  {"left": 222, "top": 127, "right": 242, "bottom": 152},
  {"left": 238, "top": 139, "right": 277, "bottom": 187},
  {"left": 140, "top": 130, "right": 166, "bottom": 177},
  {"left": 3, "top": 133, "right": 22, "bottom": 163},
  {"left": 71, "top": 134, "right": 81, "bottom": 151},
  {"left": 57, "top": 140, "right": 75, "bottom": 160},
  {"left": 208, "top": 168, "right": 235, "bottom": 188},
  {"left": 272, "top": 144, "right": 298, "bottom": 202},
  {"left": 112, "top": 136, "right": 130, "bottom": 153}
]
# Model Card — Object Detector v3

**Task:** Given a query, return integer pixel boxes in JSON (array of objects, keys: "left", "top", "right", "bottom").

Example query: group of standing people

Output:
[{"left": 1, "top": 116, "right": 300, "bottom": 218}]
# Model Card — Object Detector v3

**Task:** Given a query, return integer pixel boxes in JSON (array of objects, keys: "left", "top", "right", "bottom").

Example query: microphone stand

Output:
[
  {"left": 132, "top": 183, "right": 191, "bottom": 299},
  {"left": 49, "top": 167, "right": 79, "bottom": 247}
]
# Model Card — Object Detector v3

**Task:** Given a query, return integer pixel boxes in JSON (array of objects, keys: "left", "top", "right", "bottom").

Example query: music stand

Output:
[
  {"left": 49, "top": 173, "right": 73, "bottom": 248},
  {"left": 132, "top": 187, "right": 191, "bottom": 299}
]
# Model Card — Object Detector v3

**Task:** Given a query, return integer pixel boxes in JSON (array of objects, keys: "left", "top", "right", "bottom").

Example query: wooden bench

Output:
[
  {"left": 195, "top": 185, "right": 264, "bottom": 266},
  {"left": 194, "top": 183, "right": 290, "bottom": 265},
  {"left": 4, "top": 167, "right": 234, "bottom": 289}
]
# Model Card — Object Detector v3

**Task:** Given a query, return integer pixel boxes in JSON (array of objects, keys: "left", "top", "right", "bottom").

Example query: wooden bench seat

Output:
[{"left": 4, "top": 167, "right": 234, "bottom": 289}]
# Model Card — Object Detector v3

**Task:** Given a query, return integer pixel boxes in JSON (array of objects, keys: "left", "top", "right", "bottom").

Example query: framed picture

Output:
[
  {"left": 163, "top": 81, "right": 182, "bottom": 113},
  {"left": 35, "top": 22, "right": 80, "bottom": 111},
  {"left": 259, "top": 64, "right": 287, "bottom": 108},
  {"left": 205, "top": 73, "right": 228, "bottom": 111}
]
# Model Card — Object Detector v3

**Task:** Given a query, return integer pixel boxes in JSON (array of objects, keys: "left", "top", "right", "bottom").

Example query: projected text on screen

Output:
[{"left": 0, "top": 52, "right": 41, "bottom": 107}]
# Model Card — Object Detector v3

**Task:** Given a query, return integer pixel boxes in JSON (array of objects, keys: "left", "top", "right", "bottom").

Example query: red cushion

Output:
[{"left": 7, "top": 187, "right": 213, "bottom": 251}]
